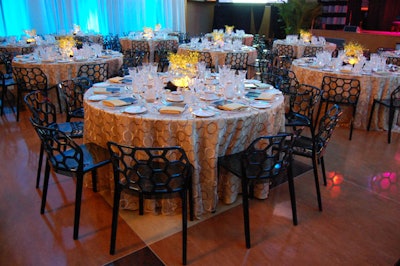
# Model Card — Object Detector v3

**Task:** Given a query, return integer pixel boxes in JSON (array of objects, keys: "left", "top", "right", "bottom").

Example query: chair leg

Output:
[
  {"left": 40, "top": 160, "right": 51, "bottom": 214},
  {"left": 0, "top": 84, "right": 4, "bottom": 116},
  {"left": 311, "top": 155, "right": 323, "bottom": 211},
  {"left": 139, "top": 193, "right": 144, "bottom": 215},
  {"left": 188, "top": 178, "right": 194, "bottom": 221},
  {"left": 367, "top": 101, "right": 376, "bottom": 131},
  {"left": 110, "top": 189, "right": 121, "bottom": 255},
  {"left": 181, "top": 190, "right": 188, "bottom": 265},
  {"left": 241, "top": 177, "right": 251, "bottom": 249},
  {"left": 36, "top": 143, "right": 44, "bottom": 188},
  {"left": 16, "top": 89, "right": 21, "bottom": 122},
  {"left": 320, "top": 156, "right": 327, "bottom": 186},
  {"left": 55, "top": 86, "right": 63, "bottom": 114},
  {"left": 73, "top": 174, "right": 84, "bottom": 240},
  {"left": 349, "top": 105, "right": 357, "bottom": 140},
  {"left": 91, "top": 170, "right": 98, "bottom": 192},
  {"left": 287, "top": 164, "right": 298, "bottom": 225},
  {"left": 388, "top": 107, "right": 395, "bottom": 144}
]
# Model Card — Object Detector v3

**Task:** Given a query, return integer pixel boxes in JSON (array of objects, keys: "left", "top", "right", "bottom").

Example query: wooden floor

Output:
[{"left": 1, "top": 107, "right": 399, "bottom": 266}]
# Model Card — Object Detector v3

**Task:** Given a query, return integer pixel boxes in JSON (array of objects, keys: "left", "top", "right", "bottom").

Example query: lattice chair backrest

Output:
[
  {"left": 13, "top": 67, "right": 48, "bottom": 92},
  {"left": 77, "top": 63, "right": 109, "bottom": 83},
  {"left": 321, "top": 76, "right": 361, "bottom": 104},
  {"left": 107, "top": 142, "right": 193, "bottom": 195}
]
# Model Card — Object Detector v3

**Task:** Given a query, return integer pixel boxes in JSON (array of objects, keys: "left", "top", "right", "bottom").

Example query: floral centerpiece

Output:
[
  {"left": 225, "top": 25, "right": 234, "bottom": 35},
  {"left": 143, "top": 27, "right": 154, "bottom": 39},
  {"left": 168, "top": 52, "right": 199, "bottom": 88},
  {"left": 73, "top": 24, "right": 81, "bottom": 35},
  {"left": 211, "top": 30, "right": 224, "bottom": 48},
  {"left": 24, "top": 29, "right": 37, "bottom": 44},
  {"left": 343, "top": 41, "right": 364, "bottom": 65},
  {"left": 58, "top": 36, "right": 76, "bottom": 58},
  {"left": 299, "top": 29, "right": 312, "bottom": 43}
]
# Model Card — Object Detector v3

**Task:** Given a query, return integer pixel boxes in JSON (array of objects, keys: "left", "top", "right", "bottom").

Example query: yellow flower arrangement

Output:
[
  {"left": 344, "top": 41, "right": 364, "bottom": 65},
  {"left": 225, "top": 25, "right": 234, "bottom": 34},
  {"left": 299, "top": 29, "right": 312, "bottom": 42},
  {"left": 212, "top": 31, "right": 224, "bottom": 42},
  {"left": 58, "top": 36, "right": 76, "bottom": 57},
  {"left": 168, "top": 52, "right": 199, "bottom": 87}
]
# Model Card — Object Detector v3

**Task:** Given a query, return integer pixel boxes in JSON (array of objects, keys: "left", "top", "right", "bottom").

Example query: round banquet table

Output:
[
  {"left": 273, "top": 40, "right": 337, "bottom": 58},
  {"left": 119, "top": 37, "right": 179, "bottom": 62},
  {"left": 204, "top": 33, "right": 254, "bottom": 46},
  {"left": 291, "top": 59, "right": 400, "bottom": 131},
  {"left": 12, "top": 53, "right": 123, "bottom": 112},
  {"left": 177, "top": 44, "right": 257, "bottom": 69},
  {"left": 83, "top": 83, "right": 285, "bottom": 218},
  {"left": 12, "top": 53, "right": 123, "bottom": 88}
]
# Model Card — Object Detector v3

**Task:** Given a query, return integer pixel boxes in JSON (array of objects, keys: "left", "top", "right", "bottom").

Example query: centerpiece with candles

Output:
[
  {"left": 342, "top": 41, "right": 364, "bottom": 65},
  {"left": 168, "top": 51, "right": 199, "bottom": 88},
  {"left": 299, "top": 29, "right": 312, "bottom": 43},
  {"left": 225, "top": 25, "right": 234, "bottom": 35},
  {"left": 24, "top": 29, "right": 37, "bottom": 44},
  {"left": 211, "top": 30, "right": 224, "bottom": 48},
  {"left": 58, "top": 36, "right": 76, "bottom": 59},
  {"left": 143, "top": 27, "right": 154, "bottom": 39}
]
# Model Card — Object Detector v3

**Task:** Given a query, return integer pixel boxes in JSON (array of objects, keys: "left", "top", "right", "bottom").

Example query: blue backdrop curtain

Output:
[{"left": 0, "top": 0, "right": 185, "bottom": 37}]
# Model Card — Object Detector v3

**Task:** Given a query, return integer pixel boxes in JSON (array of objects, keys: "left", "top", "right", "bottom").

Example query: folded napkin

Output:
[
  {"left": 256, "top": 92, "right": 279, "bottom": 101},
  {"left": 93, "top": 87, "right": 121, "bottom": 94},
  {"left": 159, "top": 106, "right": 185, "bottom": 114},
  {"left": 102, "top": 97, "right": 136, "bottom": 107},
  {"left": 218, "top": 102, "right": 247, "bottom": 111},
  {"left": 108, "top": 77, "right": 124, "bottom": 83}
]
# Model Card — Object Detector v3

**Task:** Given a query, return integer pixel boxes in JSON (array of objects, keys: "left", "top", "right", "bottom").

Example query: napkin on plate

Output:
[
  {"left": 256, "top": 92, "right": 279, "bottom": 101},
  {"left": 102, "top": 97, "right": 136, "bottom": 107},
  {"left": 93, "top": 87, "right": 121, "bottom": 94},
  {"left": 218, "top": 102, "right": 247, "bottom": 111},
  {"left": 159, "top": 106, "right": 185, "bottom": 114},
  {"left": 108, "top": 77, "right": 124, "bottom": 83}
]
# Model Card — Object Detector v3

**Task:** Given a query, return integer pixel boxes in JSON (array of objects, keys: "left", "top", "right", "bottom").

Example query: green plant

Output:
[{"left": 274, "top": 0, "right": 322, "bottom": 35}]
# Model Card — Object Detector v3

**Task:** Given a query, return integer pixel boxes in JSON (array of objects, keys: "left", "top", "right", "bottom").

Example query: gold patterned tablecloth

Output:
[
  {"left": 83, "top": 87, "right": 285, "bottom": 218},
  {"left": 291, "top": 59, "right": 400, "bottom": 130},
  {"left": 12, "top": 53, "right": 123, "bottom": 87},
  {"left": 177, "top": 44, "right": 257, "bottom": 68},
  {"left": 273, "top": 40, "right": 337, "bottom": 58}
]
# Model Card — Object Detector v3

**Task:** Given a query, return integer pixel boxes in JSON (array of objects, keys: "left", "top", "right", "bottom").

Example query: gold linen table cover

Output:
[
  {"left": 83, "top": 86, "right": 285, "bottom": 218},
  {"left": 273, "top": 40, "right": 337, "bottom": 59},
  {"left": 119, "top": 37, "right": 179, "bottom": 62},
  {"left": 177, "top": 44, "right": 257, "bottom": 68},
  {"left": 291, "top": 59, "right": 400, "bottom": 131},
  {"left": 12, "top": 53, "right": 123, "bottom": 88},
  {"left": 204, "top": 33, "right": 254, "bottom": 46}
]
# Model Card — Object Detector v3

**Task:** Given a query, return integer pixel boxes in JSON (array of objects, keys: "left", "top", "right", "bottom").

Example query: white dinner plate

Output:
[
  {"left": 124, "top": 106, "right": 147, "bottom": 114},
  {"left": 192, "top": 109, "right": 215, "bottom": 117},
  {"left": 88, "top": 95, "right": 107, "bottom": 101},
  {"left": 250, "top": 101, "right": 272, "bottom": 109}
]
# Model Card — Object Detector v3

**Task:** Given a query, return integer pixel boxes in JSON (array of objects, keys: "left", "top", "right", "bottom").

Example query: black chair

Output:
[
  {"left": 367, "top": 85, "right": 400, "bottom": 143},
  {"left": 218, "top": 133, "right": 297, "bottom": 249},
  {"left": 77, "top": 63, "right": 109, "bottom": 84},
  {"left": 13, "top": 66, "right": 62, "bottom": 121},
  {"left": 316, "top": 75, "right": 360, "bottom": 140},
  {"left": 386, "top": 56, "right": 400, "bottom": 66},
  {"left": 292, "top": 104, "right": 342, "bottom": 194},
  {"left": 119, "top": 49, "right": 145, "bottom": 76},
  {"left": 0, "top": 70, "right": 16, "bottom": 116},
  {"left": 285, "top": 83, "right": 321, "bottom": 138},
  {"left": 30, "top": 120, "right": 110, "bottom": 240},
  {"left": 198, "top": 51, "right": 213, "bottom": 69},
  {"left": 224, "top": 52, "right": 249, "bottom": 73},
  {"left": 58, "top": 77, "right": 92, "bottom": 122},
  {"left": 131, "top": 40, "right": 150, "bottom": 61},
  {"left": 302, "top": 46, "right": 324, "bottom": 57},
  {"left": 107, "top": 142, "right": 194, "bottom": 264},
  {"left": 24, "top": 90, "right": 84, "bottom": 188}
]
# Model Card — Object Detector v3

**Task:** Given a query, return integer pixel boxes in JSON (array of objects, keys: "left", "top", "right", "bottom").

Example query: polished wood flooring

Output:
[{"left": 1, "top": 107, "right": 399, "bottom": 266}]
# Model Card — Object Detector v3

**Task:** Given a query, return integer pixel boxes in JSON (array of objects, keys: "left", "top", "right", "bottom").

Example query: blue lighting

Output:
[{"left": 0, "top": 0, "right": 182, "bottom": 37}]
